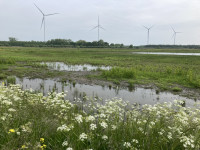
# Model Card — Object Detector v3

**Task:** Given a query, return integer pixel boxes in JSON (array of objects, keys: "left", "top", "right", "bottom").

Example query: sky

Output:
[{"left": 0, "top": 0, "right": 200, "bottom": 45}]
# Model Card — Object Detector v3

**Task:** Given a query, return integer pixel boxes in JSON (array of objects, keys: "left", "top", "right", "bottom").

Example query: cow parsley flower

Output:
[
  {"left": 90, "top": 124, "right": 97, "bottom": 130},
  {"left": 102, "top": 135, "right": 108, "bottom": 140},
  {"left": 100, "top": 122, "right": 108, "bottom": 129},
  {"left": 124, "top": 142, "right": 131, "bottom": 148},
  {"left": 86, "top": 115, "right": 95, "bottom": 122},
  {"left": 75, "top": 114, "right": 83, "bottom": 124},
  {"left": 62, "top": 141, "right": 68, "bottom": 147},
  {"left": 79, "top": 133, "right": 88, "bottom": 141}
]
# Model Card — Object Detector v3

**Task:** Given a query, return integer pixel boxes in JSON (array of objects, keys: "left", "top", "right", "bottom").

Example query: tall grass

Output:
[
  {"left": 0, "top": 58, "right": 15, "bottom": 64},
  {"left": 102, "top": 67, "right": 136, "bottom": 79},
  {"left": 0, "top": 84, "right": 200, "bottom": 149},
  {"left": 101, "top": 65, "right": 200, "bottom": 88},
  {"left": 6, "top": 76, "right": 16, "bottom": 85}
]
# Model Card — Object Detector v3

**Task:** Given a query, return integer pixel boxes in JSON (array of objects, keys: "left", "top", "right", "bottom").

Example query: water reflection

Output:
[
  {"left": 41, "top": 62, "right": 111, "bottom": 71},
  {"left": 13, "top": 77, "right": 197, "bottom": 107},
  {"left": 133, "top": 52, "right": 200, "bottom": 56}
]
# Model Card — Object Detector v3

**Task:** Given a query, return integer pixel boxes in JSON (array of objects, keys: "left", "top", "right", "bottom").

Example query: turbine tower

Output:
[
  {"left": 143, "top": 25, "right": 153, "bottom": 45},
  {"left": 34, "top": 4, "right": 58, "bottom": 42},
  {"left": 90, "top": 16, "right": 105, "bottom": 41},
  {"left": 171, "top": 27, "right": 181, "bottom": 45}
]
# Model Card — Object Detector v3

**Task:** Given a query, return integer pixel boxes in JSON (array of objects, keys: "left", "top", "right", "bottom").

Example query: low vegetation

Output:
[
  {"left": 0, "top": 47, "right": 200, "bottom": 90},
  {"left": 0, "top": 84, "right": 200, "bottom": 149}
]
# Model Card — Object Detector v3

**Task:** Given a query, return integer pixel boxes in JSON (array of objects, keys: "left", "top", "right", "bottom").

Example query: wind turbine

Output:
[
  {"left": 34, "top": 4, "right": 58, "bottom": 42},
  {"left": 90, "top": 16, "right": 105, "bottom": 42},
  {"left": 143, "top": 25, "right": 153, "bottom": 45},
  {"left": 171, "top": 27, "right": 181, "bottom": 45}
]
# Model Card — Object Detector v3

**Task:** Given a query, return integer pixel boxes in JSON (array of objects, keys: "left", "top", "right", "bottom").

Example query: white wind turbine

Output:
[
  {"left": 34, "top": 4, "right": 58, "bottom": 42},
  {"left": 90, "top": 16, "right": 105, "bottom": 42},
  {"left": 143, "top": 25, "right": 153, "bottom": 45},
  {"left": 171, "top": 27, "right": 181, "bottom": 45}
]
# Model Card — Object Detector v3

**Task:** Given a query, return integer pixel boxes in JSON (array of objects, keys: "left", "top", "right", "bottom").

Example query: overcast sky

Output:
[{"left": 0, "top": 0, "right": 200, "bottom": 45}]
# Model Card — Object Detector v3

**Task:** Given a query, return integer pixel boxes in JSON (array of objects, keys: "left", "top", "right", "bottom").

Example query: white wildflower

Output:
[
  {"left": 8, "top": 108, "right": 16, "bottom": 112},
  {"left": 90, "top": 124, "right": 97, "bottom": 130},
  {"left": 1, "top": 116, "right": 6, "bottom": 121},
  {"left": 75, "top": 114, "right": 83, "bottom": 124},
  {"left": 102, "top": 135, "right": 108, "bottom": 140},
  {"left": 57, "top": 124, "right": 71, "bottom": 132},
  {"left": 111, "top": 125, "right": 117, "bottom": 130},
  {"left": 62, "top": 141, "right": 68, "bottom": 147},
  {"left": 132, "top": 139, "right": 138, "bottom": 143},
  {"left": 79, "top": 133, "right": 88, "bottom": 141},
  {"left": 86, "top": 115, "right": 95, "bottom": 122},
  {"left": 100, "top": 122, "right": 108, "bottom": 129},
  {"left": 167, "top": 132, "right": 172, "bottom": 140},
  {"left": 124, "top": 142, "right": 131, "bottom": 148},
  {"left": 100, "top": 113, "right": 106, "bottom": 118}
]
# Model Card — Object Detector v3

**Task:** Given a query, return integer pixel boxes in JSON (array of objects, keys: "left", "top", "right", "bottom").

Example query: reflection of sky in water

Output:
[
  {"left": 41, "top": 62, "right": 111, "bottom": 71},
  {"left": 133, "top": 52, "right": 200, "bottom": 56},
  {"left": 15, "top": 77, "right": 198, "bottom": 107}
]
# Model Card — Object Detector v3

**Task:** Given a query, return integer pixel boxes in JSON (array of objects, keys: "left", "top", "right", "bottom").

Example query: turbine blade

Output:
[
  {"left": 34, "top": 3, "right": 44, "bottom": 15},
  {"left": 41, "top": 17, "right": 44, "bottom": 29},
  {"left": 150, "top": 25, "right": 154, "bottom": 29},
  {"left": 90, "top": 26, "right": 98, "bottom": 31},
  {"left": 143, "top": 25, "right": 148, "bottom": 29},
  {"left": 171, "top": 26, "right": 175, "bottom": 33},
  {"left": 45, "top": 13, "right": 59, "bottom": 16},
  {"left": 100, "top": 26, "right": 106, "bottom": 30}
]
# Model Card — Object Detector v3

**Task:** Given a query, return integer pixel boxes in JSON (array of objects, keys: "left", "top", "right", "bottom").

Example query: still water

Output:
[
  {"left": 133, "top": 52, "right": 200, "bottom": 56},
  {"left": 15, "top": 77, "right": 197, "bottom": 107},
  {"left": 41, "top": 62, "right": 111, "bottom": 71}
]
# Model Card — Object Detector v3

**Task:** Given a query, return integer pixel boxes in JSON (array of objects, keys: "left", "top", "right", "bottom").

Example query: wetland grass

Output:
[{"left": 0, "top": 47, "right": 200, "bottom": 90}]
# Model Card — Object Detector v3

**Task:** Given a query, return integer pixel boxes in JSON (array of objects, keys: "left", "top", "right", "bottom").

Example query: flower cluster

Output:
[{"left": 0, "top": 84, "right": 200, "bottom": 150}]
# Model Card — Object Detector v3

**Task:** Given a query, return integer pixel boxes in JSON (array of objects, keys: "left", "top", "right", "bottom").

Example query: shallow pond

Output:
[
  {"left": 132, "top": 52, "right": 200, "bottom": 56},
  {"left": 41, "top": 62, "right": 111, "bottom": 71},
  {"left": 13, "top": 77, "right": 198, "bottom": 107}
]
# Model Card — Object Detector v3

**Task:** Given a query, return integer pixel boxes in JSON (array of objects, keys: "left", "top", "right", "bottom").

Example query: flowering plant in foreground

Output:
[{"left": 0, "top": 84, "right": 200, "bottom": 149}]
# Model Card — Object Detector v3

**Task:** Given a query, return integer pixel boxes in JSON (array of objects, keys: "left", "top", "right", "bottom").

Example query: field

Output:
[{"left": 0, "top": 47, "right": 200, "bottom": 92}]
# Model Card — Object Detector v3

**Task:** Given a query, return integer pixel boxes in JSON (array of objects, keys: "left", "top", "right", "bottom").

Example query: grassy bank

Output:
[
  {"left": 0, "top": 84, "right": 200, "bottom": 149},
  {"left": 0, "top": 47, "right": 200, "bottom": 89}
]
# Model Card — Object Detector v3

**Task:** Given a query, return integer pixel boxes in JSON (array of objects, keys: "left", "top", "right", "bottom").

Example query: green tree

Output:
[
  {"left": 9, "top": 37, "right": 17, "bottom": 42},
  {"left": 129, "top": 44, "right": 134, "bottom": 48}
]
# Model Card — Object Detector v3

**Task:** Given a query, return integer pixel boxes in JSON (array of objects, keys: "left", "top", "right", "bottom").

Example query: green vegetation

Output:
[
  {"left": 1, "top": 85, "right": 200, "bottom": 149},
  {"left": 6, "top": 76, "right": 16, "bottom": 85},
  {"left": 0, "top": 47, "right": 200, "bottom": 90},
  {"left": 102, "top": 67, "right": 136, "bottom": 79},
  {"left": 172, "top": 87, "right": 183, "bottom": 92}
]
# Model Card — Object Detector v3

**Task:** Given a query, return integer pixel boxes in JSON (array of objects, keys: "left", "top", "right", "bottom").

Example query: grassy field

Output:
[
  {"left": 0, "top": 47, "right": 200, "bottom": 90},
  {"left": 1, "top": 84, "right": 200, "bottom": 149}
]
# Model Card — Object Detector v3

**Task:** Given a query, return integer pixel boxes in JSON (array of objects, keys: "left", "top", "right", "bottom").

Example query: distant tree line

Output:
[
  {"left": 0, "top": 38, "right": 130, "bottom": 48},
  {"left": 1, "top": 38, "right": 200, "bottom": 49}
]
